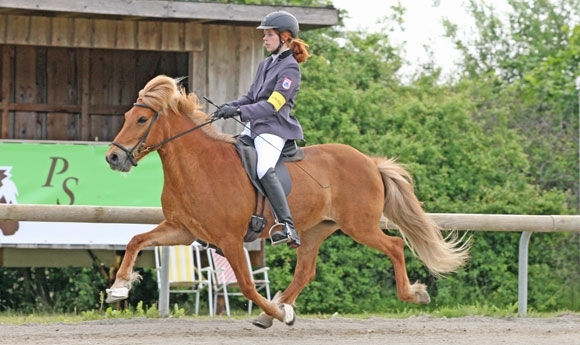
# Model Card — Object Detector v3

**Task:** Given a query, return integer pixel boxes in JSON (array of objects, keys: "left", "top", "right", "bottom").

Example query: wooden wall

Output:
[
  {"left": 0, "top": 15, "right": 204, "bottom": 51},
  {"left": 0, "top": 14, "right": 263, "bottom": 141},
  {"left": 1, "top": 46, "right": 189, "bottom": 141}
]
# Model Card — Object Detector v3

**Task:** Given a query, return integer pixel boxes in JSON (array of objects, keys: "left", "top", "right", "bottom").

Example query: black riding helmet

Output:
[
  {"left": 257, "top": 11, "right": 299, "bottom": 55},
  {"left": 257, "top": 10, "right": 299, "bottom": 38}
]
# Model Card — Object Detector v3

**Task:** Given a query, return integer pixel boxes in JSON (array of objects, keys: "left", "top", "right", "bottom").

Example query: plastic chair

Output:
[
  {"left": 155, "top": 243, "right": 214, "bottom": 316},
  {"left": 206, "top": 247, "right": 270, "bottom": 316}
]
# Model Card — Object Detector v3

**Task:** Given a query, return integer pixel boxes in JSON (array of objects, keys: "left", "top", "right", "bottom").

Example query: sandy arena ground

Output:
[{"left": 1, "top": 314, "right": 578, "bottom": 345}]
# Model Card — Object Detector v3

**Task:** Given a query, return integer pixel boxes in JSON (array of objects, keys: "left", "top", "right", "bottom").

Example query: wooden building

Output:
[
  {"left": 0, "top": 0, "right": 339, "bottom": 141},
  {"left": 0, "top": 1, "right": 338, "bottom": 274}
]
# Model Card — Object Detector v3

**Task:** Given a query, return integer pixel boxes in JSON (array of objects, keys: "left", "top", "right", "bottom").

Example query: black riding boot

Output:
[{"left": 260, "top": 168, "right": 301, "bottom": 248}]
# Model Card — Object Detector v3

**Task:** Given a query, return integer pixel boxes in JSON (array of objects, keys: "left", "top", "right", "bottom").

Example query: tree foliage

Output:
[
  {"left": 445, "top": 0, "right": 580, "bottom": 206},
  {"left": 270, "top": 0, "right": 580, "bottom": 313}
]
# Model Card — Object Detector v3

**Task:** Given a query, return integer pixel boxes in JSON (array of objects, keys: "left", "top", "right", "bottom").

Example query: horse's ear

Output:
[{"left": 174, "top": 76, "right": 189, "bottom": 86}]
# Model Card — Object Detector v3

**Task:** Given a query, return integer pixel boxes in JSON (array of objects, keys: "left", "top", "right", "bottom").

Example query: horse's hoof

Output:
[
  {"left": 416, "top": 290, "right": 431, "bottom": 304},
  {"left": 105, "top": 287, "right": 129, "bottom": 303},
  {"left": 282, "top": 303, "right": 296, "bottom": 326},
  {"left": 252, "top": 313, "right": 274, "bottom": 329}
]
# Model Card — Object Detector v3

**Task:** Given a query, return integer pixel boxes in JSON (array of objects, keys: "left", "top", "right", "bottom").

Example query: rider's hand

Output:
[{"left": 215, "top": 105, "right": 240, "bottom": 119}]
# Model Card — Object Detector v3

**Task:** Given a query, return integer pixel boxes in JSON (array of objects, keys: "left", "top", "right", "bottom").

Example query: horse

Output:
[{"left": 104, "top": 75, "right": 470, "bottom": 327}]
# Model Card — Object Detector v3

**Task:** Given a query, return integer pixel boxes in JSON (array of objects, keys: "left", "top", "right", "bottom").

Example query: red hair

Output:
[{"left": 279, "top": 31, "right": 311, "bottom": 64}]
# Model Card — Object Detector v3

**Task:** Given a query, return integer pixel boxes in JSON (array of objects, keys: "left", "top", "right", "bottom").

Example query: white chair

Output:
[
  {"left": 206, "top": 247, "right": 270, "bottom": 316},
  {"left": 155, "top": 243, "right": 214, "bottom": 316}
]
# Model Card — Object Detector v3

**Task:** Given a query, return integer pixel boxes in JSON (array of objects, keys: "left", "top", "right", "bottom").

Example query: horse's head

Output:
[
  {"left": 105, "top": 75, "right": 184, "bottom": 172},
  {"left": 105, "top": 102, "right": 162, "bottom": 172},
  {"left": 106, "top": 75, "right": 236, "bottom": 172}
]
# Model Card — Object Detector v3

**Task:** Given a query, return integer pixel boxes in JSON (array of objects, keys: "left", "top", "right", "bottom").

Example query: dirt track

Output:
[{"left": 1, "top": 314, "right": 579, "bottom": 345}]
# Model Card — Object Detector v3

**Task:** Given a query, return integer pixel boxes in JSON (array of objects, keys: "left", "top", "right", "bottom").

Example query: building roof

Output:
[{"left": 0, "top": 0, "right": 339, "bottom": 31}]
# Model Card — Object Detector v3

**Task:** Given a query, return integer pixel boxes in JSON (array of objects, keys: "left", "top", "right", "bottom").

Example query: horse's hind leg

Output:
[
  {"left": 252, "top": 224, "right": 336, "bottom": 329},
  {"left": 345, "top": 226, "right": 430, "bottom": 304},
  {"left": 106, "top": 220, "right": 195, "bottom": 303}
]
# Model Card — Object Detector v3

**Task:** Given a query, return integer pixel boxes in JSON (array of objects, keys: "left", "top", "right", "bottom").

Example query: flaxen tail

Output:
[{"left": 375, "top": 157, "right": 470, "bottom": 277}]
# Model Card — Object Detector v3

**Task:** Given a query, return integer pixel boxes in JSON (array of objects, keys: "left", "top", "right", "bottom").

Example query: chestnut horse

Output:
[{"left": 105, "top": 75, "right": 469, "bottom": 327}]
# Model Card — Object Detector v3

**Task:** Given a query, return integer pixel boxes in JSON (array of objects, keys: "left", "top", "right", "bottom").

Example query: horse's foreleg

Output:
[
  {"left": 219, "top": 244, "right": 291, "bottom": 326},
  {"left": 280, "top": 232, "right": 328, "bottom": 304},
  {"left": 106, "top": 221, "right": 194, "bottom": 303}
]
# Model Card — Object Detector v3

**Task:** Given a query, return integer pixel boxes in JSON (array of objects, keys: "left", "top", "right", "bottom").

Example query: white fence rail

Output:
[{"left": 1, "top": 204, "right": 580, "bottom": 316}]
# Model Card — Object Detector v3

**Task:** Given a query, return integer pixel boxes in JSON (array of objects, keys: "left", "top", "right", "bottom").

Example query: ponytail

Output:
[
  {"left": 280, "top": 31, "right": 311, "bottom": 64},
  {"left": 290, "top": 38, "right": 311, "bottom": 63}
]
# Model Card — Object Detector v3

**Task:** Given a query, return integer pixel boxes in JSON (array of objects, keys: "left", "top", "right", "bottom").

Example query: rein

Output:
[{"left": 111, "top": 102, "right": 216, "bottom": 167}]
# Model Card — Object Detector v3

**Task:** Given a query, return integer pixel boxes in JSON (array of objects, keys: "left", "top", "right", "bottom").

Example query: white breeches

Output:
[
  {"left": 255, "top": 133, "right": 285, "bottom": 179},
  {"left": 241, "top": 123, "right": 285, "bottom": 178}
]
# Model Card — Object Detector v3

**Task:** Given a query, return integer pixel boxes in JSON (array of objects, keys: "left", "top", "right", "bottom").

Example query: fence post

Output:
[
  {"left": 518, "top": 231, "right": 532, "bottom": 316},
  {"left": 159, "top": 246, "right": 170, "bottom": 317}
]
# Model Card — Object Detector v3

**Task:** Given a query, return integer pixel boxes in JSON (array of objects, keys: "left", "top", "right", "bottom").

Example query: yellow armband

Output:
[{"left": 267, "top": 91, "right": 286, "bottom": 112}]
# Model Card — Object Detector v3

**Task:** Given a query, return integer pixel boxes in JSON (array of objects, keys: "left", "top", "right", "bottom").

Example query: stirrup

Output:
[{"left": 269, "top": 222, "right": 292, "bottom": 245}]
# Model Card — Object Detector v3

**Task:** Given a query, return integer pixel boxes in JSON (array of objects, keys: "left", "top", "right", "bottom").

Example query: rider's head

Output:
[
  {"left": 257, "top": 10, "right": 300, "bottom": 38},
  {"left": 257, "top": 11, "right": 300, "bottom": 55}
]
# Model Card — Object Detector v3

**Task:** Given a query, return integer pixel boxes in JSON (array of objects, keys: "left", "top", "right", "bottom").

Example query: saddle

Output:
[{"left": 234, "top": 134, "right": 304, "bottom": 242}]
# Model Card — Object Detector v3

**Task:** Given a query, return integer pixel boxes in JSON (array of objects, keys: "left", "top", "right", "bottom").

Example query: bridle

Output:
[{"left": 111, "top": 102, "right": 216, "bottom": 167}]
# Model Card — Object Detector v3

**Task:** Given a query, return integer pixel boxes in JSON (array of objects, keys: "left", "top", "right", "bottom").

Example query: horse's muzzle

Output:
[{"left": 105, "top": 150, "right": 133, "bottom": 172}]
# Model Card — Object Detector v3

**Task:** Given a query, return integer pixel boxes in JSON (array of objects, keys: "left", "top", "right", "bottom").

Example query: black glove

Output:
[{"left": 215, "top": 105, "right": 239, "bottom": 119}]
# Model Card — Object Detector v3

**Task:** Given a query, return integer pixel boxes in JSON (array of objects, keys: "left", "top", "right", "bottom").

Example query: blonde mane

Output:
[{"left": 137, "top": 75, "right": 235, "bottom": 143}]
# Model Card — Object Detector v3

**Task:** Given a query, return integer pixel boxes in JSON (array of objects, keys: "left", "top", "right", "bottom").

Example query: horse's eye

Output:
[{"left": 138, "top": 117, "right": 148, "bottom": 124}]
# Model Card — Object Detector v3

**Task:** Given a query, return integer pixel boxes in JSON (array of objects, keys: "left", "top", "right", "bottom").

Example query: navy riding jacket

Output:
[{"left": 225, "top": 49, "right": 304, "bottom": 141}]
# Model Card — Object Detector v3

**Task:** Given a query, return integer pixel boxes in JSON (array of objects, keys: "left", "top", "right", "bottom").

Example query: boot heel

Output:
[
  {"left": 269, "top": 223, "right": 301, "bottom": 248},
  {"left": 260, "top": 168, "right": 301, "bottom": 248}
]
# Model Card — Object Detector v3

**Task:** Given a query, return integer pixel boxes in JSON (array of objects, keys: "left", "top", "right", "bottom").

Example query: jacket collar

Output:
[{"left": 270, "top": 49, "right": 293, "bottom": 62}]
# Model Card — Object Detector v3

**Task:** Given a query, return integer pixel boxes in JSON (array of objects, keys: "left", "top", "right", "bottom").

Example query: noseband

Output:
[{"left": 111, "top": 103, "right": 160, "bottom": 167}]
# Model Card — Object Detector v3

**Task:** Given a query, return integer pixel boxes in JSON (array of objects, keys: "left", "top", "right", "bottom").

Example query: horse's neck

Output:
[{"left": 157, "top": 131, "right": 239, "bottom": 188}]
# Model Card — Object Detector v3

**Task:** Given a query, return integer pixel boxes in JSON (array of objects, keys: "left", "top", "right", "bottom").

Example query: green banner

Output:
[{"left": 0, "top": 141, "right": 162, "bottom": 206}]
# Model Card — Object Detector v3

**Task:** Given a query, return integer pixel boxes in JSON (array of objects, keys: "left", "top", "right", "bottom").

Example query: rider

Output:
[{"left": 214, "top": 10, "right": 311, "bottom": 248}]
